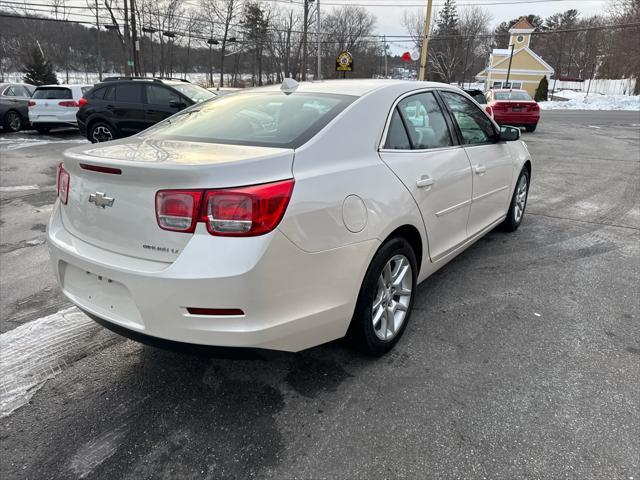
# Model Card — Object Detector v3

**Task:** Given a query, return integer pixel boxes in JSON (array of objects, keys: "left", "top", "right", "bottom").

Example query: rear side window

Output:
[
  {"left": 104, "top": 87, "right": 115, "bottom": 101},
  {"left": 440, "top": 91, "right": 496, "bottom": 145},
  {"left": 92, "top": 87, "right": 106, "bottom": 99},
  {"left": 115, "top": 84, "right": 142, "bottom": 103},
  {"left": 145, "top": 92, "right": 355, "bottom": 149},
  {"left": 395, "top": 92, "right": 452, "bottom": 150},
  {"left": 32, "top": 87, "right": 72, "bottom": 99},
  {"left": 384, "top": 110, "right": 411, "bottom": 150}
]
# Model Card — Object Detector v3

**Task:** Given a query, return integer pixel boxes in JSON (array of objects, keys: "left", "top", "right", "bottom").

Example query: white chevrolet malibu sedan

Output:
[{"left": 48, "top": 80, "right": 532, "bottom": 356}]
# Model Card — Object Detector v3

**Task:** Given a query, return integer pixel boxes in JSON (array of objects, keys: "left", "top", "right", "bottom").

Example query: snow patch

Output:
[
  {"left": 540, "top": 93, "right": 640, "bottom": 111},
  {"left": 0, "top": 185, "right": 39, "bottom": 192},
  {"left": 0, "top": 308, "right": 119, "bottom": 418}
]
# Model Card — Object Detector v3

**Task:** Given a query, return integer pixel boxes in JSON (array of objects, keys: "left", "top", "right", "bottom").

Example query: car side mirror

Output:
[{"left": 499, "top": 125, "right": 521, "bottom": 142}]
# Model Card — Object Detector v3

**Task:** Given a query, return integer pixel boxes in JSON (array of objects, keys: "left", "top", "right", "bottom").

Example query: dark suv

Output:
[{"left": 76, "top": 77, "right": 215, "bottom": 143}]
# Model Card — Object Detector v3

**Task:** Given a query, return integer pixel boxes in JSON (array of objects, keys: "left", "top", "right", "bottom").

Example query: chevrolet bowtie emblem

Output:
[{"left": 88, "top": 192, "right": 115, "bottom": 208}]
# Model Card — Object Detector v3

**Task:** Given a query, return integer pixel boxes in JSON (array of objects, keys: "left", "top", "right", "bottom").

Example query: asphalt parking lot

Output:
[{"left": 1, "top": 111, "right": 639, "bottom": 479}]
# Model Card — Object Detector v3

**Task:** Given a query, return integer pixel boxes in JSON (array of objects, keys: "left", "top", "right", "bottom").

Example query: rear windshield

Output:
[
  {"left": 32, "top": 87, "right": 72, "bottom": 99},
  {"left": 494, "top": 91, "right": 532, "bottom": 101},
  {"left": 168, "top": 83, "right": 215, "bottom": 103},
  {"left": 144, "top": 92, "right": 356, "bottom": 148},
  {"left": 467, "top": 91, "right": 486, "bottom": 104}
]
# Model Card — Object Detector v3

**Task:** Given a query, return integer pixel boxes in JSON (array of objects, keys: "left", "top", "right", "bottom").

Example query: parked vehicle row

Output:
[{"left": 465, "top": 88, "right": 540, "bottom": 132}]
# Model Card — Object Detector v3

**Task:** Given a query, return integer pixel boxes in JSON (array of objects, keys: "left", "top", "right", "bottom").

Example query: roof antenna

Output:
[{"left": 281, "top": 77, "right": 299, "bottom": 95}]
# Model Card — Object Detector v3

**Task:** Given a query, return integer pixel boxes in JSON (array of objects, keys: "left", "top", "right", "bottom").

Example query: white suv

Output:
[{"left": 29, "top": 84, "right": 92, "bottom": 133}]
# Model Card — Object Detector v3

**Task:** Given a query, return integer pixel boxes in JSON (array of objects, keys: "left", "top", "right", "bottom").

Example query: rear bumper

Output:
[
  {"left": 494, "top": 113, "right": 539, "bottom": 126},
  {"left": 29, "top": 110, "right": 79, "bottom": 127},
  {"left": 47, "top": 202, "right": 378, "bottom": 352}
]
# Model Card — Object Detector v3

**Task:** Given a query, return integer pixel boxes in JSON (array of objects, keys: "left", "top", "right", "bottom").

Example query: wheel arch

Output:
[
  {"left": 86, "top": 116, "right": 118, "bottom": 137},
  {"left": 382, "top": 224, "right": 424, "bottom": 275}
]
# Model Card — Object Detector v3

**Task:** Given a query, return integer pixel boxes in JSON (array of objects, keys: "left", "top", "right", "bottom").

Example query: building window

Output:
[{"left": 492, "top": 81, "right": 523, "bottom": 89}]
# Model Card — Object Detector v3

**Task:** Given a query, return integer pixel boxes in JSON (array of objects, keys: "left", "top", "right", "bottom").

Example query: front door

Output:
[
  {"left": 439, "top": 91, "right": 515, "bottom": 237},
  {"left": 109, "top": 84, "right": 147, "bottom": 135},
  {"left": 143, "top": 84, "right": 184, "bottom": 128},
  {"left": 378, "top": 91, "right": 473, "bottom": 261}
]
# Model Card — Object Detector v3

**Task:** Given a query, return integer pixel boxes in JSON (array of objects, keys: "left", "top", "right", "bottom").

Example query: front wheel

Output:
[
  {"left": 502, "top": 169, "right": 530, "bottom": 232},
  {"left": 347, "top": 237, "right": 417, "bottom": 356},
  {"left": 3, "top": 110, "right": 23, "bottom": 132}
]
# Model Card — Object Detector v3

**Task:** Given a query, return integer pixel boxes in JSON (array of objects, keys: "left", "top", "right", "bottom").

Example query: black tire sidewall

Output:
[
  {"left": 348, "top": 237, "right": 418, "bottom": 356},
  {"left": 504, "top": 169, "right": 530, "bottom": 231}
]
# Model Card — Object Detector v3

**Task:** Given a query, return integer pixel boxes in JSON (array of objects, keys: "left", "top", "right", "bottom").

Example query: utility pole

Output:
[
  {"left": 302, "top": 0, "right": 309, "bottom": 80},
  {"left": 123, "top": 0, "right": 131, "bottom": 76},
  {"left": 383, "top": 35, "right": 388, "bottom": 78},
  {"left": 130, "top": 0, "right": 139, "bottom": 76},
  {"left": 505, "top": 43, "right": 515, "bottom": 87},
  {"left": 316, "top": 0, "right": 321, "bottom": 80},
  {"left": 418, "top": 0, "right": 433, "bottom": 81},
  {"left": 95, "top": 0, "right": 102, "bottom": 80}
]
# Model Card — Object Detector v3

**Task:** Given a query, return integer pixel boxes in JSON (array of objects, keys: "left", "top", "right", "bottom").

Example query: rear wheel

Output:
[
  {"left": 3, "top": 110, "right": 22, "bottom": 132},
  {"left": 89, "top": 122, "right": 116, "bottom": 143},
  {"left": 347, "top": 237, "right": 417, "bottom": 356},
  {"left": 525, "top": 124, "right": 537, "bottom": 132},
  {"left": 502, "top": 169, "right": 530, "bottom": 232}
]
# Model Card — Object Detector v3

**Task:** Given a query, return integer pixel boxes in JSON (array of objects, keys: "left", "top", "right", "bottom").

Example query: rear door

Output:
[
  {"left": 108, "top": 83, "right": 147, "bottom": 135},
  {"left": 378, "top": 90, "right": 473, "bottom": 261},
  {"left": 143, "top": 84, "right": 184, "bottom": 128},
  {"left": 439, "top": 90, "right": 514, "bottom": 237},
  {"left": 30, "top": 86, "right": 73, "bottom": 121}
]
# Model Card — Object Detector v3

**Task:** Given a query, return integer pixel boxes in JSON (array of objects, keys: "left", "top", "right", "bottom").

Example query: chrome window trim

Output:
[{"left": 378, "top": 86, "right": 466, "bottom": 152}]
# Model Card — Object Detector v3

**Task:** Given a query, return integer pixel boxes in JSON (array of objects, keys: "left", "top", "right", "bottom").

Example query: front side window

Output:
[
  {"left": 32, "top": 87, "right": 72, "bottom": 100},
  {"left": 146, "top": 85, "right": 180, "bottom": 106},
  {"left": 395, "top": 92, "right": 452, "bottom": 150},
  {"left": 144, "top": 92, "right": 355, "bottom": 149},
  {"left": 440, "top": 91, "right": 496, "bottom": 145}
]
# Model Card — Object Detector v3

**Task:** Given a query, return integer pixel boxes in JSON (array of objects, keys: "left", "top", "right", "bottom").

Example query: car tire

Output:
[
  {"left": 89, "top": 122, "right": 117, "bottom": 143},
  {"left": 502, "top": 168, "right": 530, "bottom": 232},
  {"left": 34, "top": 125, "right": 50, "bottom": 134},
  {"left": 2, "top": 110, "right": 23, "bottom": 132},
  {"left": 347, "top": 237, "right": 417, "bottom": 356},
  {"left": 525, "top": 124, "right": 537, "bottom": 132}
]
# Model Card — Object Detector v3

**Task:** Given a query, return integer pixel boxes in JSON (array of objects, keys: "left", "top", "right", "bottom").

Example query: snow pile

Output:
[{"left": 540, "top": 93, "right": 640, "bottom": 110}]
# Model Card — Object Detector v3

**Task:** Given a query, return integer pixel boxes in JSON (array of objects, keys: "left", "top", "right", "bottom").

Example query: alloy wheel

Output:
[
  {"left": 514, "top": 174, "right": 528, "bottom": 223},
  {"left": 372, "top": 254, "right": 413, "bottom": 341},
  {"left": 92, "top": 125, "right": 113, "bottom": 142},
  {"left": 7, "top": 111, "right": 21, "bottom": 131}
]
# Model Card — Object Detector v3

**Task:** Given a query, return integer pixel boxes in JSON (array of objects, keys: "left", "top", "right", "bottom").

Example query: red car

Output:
[{"left": 485, "top": 89, "right": 540, "bottom": 132}]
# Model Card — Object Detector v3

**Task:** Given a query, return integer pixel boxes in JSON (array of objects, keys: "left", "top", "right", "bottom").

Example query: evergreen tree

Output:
[
  {"left": 534, "top": 76, "right": 549, "bottom": 101},
  {"left": 23, "top": 47, "right": 58, "bottom": 86},
  {"left": 436, "top": 0, "right": 460, "bottom": 36}
]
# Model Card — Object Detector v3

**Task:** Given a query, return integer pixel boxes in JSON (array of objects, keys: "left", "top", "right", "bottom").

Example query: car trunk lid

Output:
[
  {"left": 60, "top": 137, "right": 294, "bottom": 262},
  {"left": 30, "top": 87, "right": 76, "bottom": 118}
]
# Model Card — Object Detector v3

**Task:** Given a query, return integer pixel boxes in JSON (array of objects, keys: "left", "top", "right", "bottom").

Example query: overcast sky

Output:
[{"left": 321, "top": 0, "right": 610, "bottom": 54}]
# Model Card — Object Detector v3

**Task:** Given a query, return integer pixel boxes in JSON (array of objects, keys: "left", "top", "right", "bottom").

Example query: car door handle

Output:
[
  {"left": 416, "top": 175, "right": 434, "bottom": 189},
  {"left": 474, "top": 165, "right": 487, "bottom": 175}
]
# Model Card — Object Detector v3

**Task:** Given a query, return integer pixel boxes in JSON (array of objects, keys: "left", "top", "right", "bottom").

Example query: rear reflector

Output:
[
  {"left": 58, "top": 100, "right": 80, "bottom": 107},
  {"left": 155, "top": 190, "right": 203, "bottom": 232},
  {"left": 186, "top": 308, "right": 245, "bottom": 316},
  {"left": 79, "top": 163, "right": 122, "bottom": 175},
  {"left": 57, "top": 163, "right": 70, "bottom": 205}
]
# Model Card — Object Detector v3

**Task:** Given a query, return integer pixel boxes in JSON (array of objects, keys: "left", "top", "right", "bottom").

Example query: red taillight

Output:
[
  {"left": 28, "top": 100, "right": 35, "bottom": 107},
  {"left": 155, "top": 190, "right": 203, "bottom": 232},
  {"left": 201, "top": 179, "right": 294, "bottom": 236},
  {"left": 492, "top": 102, "right": 507, "bottom": 111},
  {"left": 57, "top": 163, "right": 70, "bottom": 205},
  {"left": 58, "top": 100, "right": 79, "bottom": 107},
  {"left": 530, "top": 103, "right": 540, "bottom": 112},
  {"left": 485, "top": 106, "right": 493, "bottom": 117},
  {"left": 154, "top": 179, "right": 294, "bottom": 237},
  {"left": 78, "top": 97, "right": 88, "bottom": 107}
]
